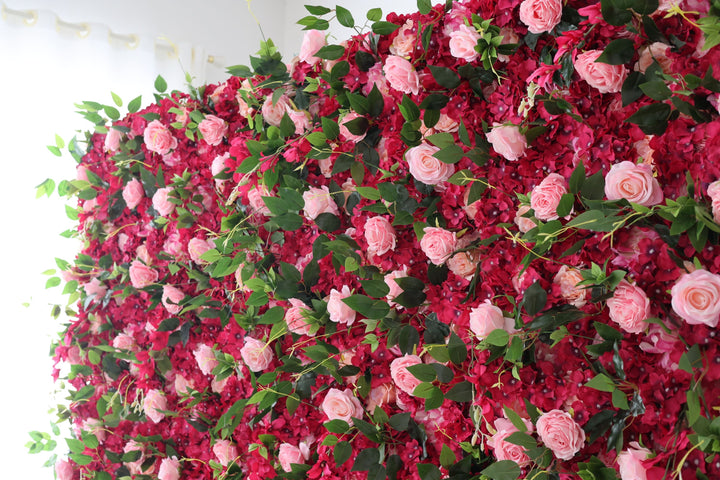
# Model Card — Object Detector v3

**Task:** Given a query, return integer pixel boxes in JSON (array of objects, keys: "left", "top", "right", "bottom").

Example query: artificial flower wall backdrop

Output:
[{"left": 42, "top": 0, "right": 720, "bottom": 479}]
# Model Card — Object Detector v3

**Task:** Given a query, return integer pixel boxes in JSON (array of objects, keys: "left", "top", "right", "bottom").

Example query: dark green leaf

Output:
[
  {"left": 419, "top": 94, "right": 450, "bottom": 110},
  {"left": 622, "top": 71, "right": 645, "bottom": 106},
  {"left": 596, "top": 39, "right": 635, "bottom": 65},
  {"left": 581, "top": 170, "right": 606, "bottom": 201},
  {"left": 316, "top": 212, "right": 342, "bottom": 232},
  {"left": 445, "top": 381, "right": 473, "bottom": 402},
  {"left": 322, "top": 117, "right": 340, "bottom": 140},
  {"left": 417, "top": 0, "right": 433, "bottom": 15},
  {"left": 433, "top": 144, "right": 465, "bottom": 164},
  {"left": 334, "top": 441, "right": 352, "bottom": 466},
  {"left": 398, "top": 324, "right": 421, "bottom": 354},
  {"left": 372, "top": 21, "right": 401, "bottom": 35},
  {"left": 625, "top": 102, "right": 672, "bottom": 135},
  {"left": 428, "top": 65, "right": 461, "bottom": 89},
  {"left": 523, "top": 281, "right": 547, "bottom": 316},
  {"left": 447, "top": 332, "right": 468, "bottom": 365},
  {"left": 342, "top": 295, "right": 390, "bottom": 319},
  {"left": 601, "top": 0, "right": 633, "bottom": 26},
  {"left": 583, "top": 410, "right": 614, "bottom": 443},
  {"left": 315, "top": 45, "right": 346, "bottom": 60},
  {"left": 639, "top": 80, "right": 672, "bottom": 101},
  {"left": 481, "top": 460, "right": 521, "bottom": 480},
  {"left": 336, "top": 5, "right": 355, "bottom": 28},
  {"left": 417, "top": 463, "right": 441, "bottom": 480},
  {"left": 361, "top": 279, "right": 390, "bottom": 298},
  {"left": 407, "top": 363, "right": 437, "bottom": 382},
  {"left": 569, "top": 162, "right": 586, "bottom": 194},
  {"left": 306, "top": 5, "right": 332, "bottom": 15},
  {"left": 505, "top": 432, "right": 537, "bottom": 449},
  {"left": 556, "top": 193, "right": 575, "bottom": 218},
  {"left": 355, "top": 50, "right": 377, "bottom": 71},
  {"left": 324, "top": 419, "right": 351, "bottom": 434}
]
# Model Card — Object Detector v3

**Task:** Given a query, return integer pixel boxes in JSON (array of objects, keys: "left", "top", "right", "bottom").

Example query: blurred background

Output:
[{"left": 0, "top": 0, "right": 418, "bottom": 477}]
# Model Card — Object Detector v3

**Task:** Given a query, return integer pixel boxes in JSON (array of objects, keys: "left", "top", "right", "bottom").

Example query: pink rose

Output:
[
  {"left": 213, "top": 440, "right": 238, "bottom": 466},
  {"left": 531, "top": 173, "right": 568, "bottom": 221},
  {"left": 636, "top": 42, "right": 671, "bottom": 74},
  {"left": 385, "top": 268, "right": 409, "bottom": 307},
  {"left": 198, "top": 114, "right": 227, "bottom": 146},
  {"left": 240, "top": 336, "right": 274, "bottom": 371},
  {"left": 262, "top": 94, "right": 291, "bottom": 127},
  {"left": 605, "top": 161, "right": 663, "bottom": 207},
  {"left": 607, "top": 280, "right": 651, "bottom": 334},
  {"left": 143, "top": 120, "right": 177, "bottom": 155},
  {"left": 188, "top": 237, "right": 214, "bottom": 263},
  {"left": 143, "top": 389, "right": 167, "bottom": 423},
  {"left": 129, "top": 260, "right": 158, "bottom": 289},
  {"left": 112, "top": 333, "right": 136, "bottom": 351},
  {"left": 327, "top": 285, "right": 356, "bottom": 325},
  {"left": 617, "top": 442, "right": 652, "bottom": 480},
  {"left": 163, "top": 231, "right": 185, "bottom": 259},
  {"left": 447, "top": 251, "right": 477, "bottom": 280},
  {"left": 321, "top": 388, "right": 364, "bottom": 424},
  {"left": 162, "top": 285, "right": 185, "bottom": 315},
  {"left": 488, "top": 417, "right": 534, "bottom": 467},
  {"left": 390, "top": 20, "right": 416, "bottom": 57},
  {"left": 174, "top": 374, "right": 194, "bottom": 395},
  {"left": 248, "top": 184, "right": 272, "bottom": 216},
  {"left": 122, "top": 178, "right": 144, "bottom": 210},
  {"left": 55, "top": 459, "right": 73, "bottom": 480},
  {"left": 553, "top": 266, "right": 587, "bottom": 308},
  {"left": 105, "top": 128, "right": 122, "bottom": 152},
  {"left": 420, "top": 227, "right": 457, "bottom": 265},
  {"left": 152, "top": 187, "right": 175, "bottom": 217},
  {"left": 514, "top": 204, "right": 536, "bottom": 233},
  {"left": 366, "top": 383, "right": 397, "bottom": 412},
  {"left": 383, "top": 55, "right": 420, "bottom": 95},
  {"left": 469, "top": 300, "right": 515, "bottom": 340},
  {"left": 124, "top": 440, "right": 150, "bottom": 475},
  {"left": 287, "top": 108, "right": 310, "bottom": 135},
  {"left": 364, "top": 216, "right": 396, "bottom": 256},
  {"left": 574, "top": 50, "right": 627, "bottom": 94},
  {"left": 340, "top": 112, "right": 367, "bottom": 143},
  {"left": 211, "top": 153, "right": 230, "bottom": 185},
  {"left": 405, "top": 143, "right": 455, "bottom": 186},
  {"left": 193, "top": 344, "right": 219, "bottom": 376},
  {"left": 285, "top": 298, "right": 313, "bottom": 336},
  {"left": 278, "top": 443, "right": 308, "bottom": 472},
  {"left": 299, "top": 30, "right": 326, "bottom": 65},
  {"left": 431, "top": 113, "right": 459, "bottom": 133},
  {"left": 536, "top": 409, "right": 585, "bottom": 460},
  {"left": 671, "top": 269, "right": 720, "bottom": 327},
  {"left": 158, "top": 457, "right": 180, "bottom": 480},
  {"left": 449, "top": 24, "right": 481, "bottom": 62},
  {"left": 83, "top": 278, "right": 107, "bottom": 299},
  {"left": 486, "top": 124, "right": 527, "bottom": 161},
  {"left": 390, "top": 354, "right": 423, "bottom": 395},
  {"left": 519, "top": 0, "right": 563, "bottom": 34},
  {"left": 303, "top": 185, "right": 340, "bottom": 220},
  {"left": 708, "top": 180, "right": 720, "bottom": 222}
]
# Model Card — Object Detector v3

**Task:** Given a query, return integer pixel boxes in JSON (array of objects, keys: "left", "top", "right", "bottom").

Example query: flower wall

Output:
[{"left": 46, "top": 1, "right": 720, "bottom": 479}]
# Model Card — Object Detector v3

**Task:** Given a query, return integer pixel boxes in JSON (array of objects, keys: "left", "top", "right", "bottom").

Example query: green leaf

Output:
[
  {"left": 127, "top": 95, "right": 142, "bottom": 113},
  {"left": 407, "top": 363, "right": 437, "bottom": 382},
  {"left": 367, "top": 84, "right": 385, "bottom": 118},
  {"left": 523, "top": 281, "right": 547, "bottom": 316},
  {"left": 315, "top": 45, "right": 346, "bottom": 60},
  {"left": 612, "top": 389, "right": 629, "bottom": 410},
  {"left": 594, "top": 322, "right": 623, "bottom": 342},
  {"left": 334, "top": 441, "right": 352, "bottom": 466},
  {"left": 601, "top": 0, "right": 633, "bottom": 26},
  {"left": 555, "top": 193, "right": 575, "bottom": 218},
  {"left": 625, "top": 102, "right": 672, "bottom": 135},
  {"left": 336, "top": 5, "right": 355, "bottom": 27},
  {"left": 306, "top": 5, "right": 332, "bottom": 15},
  {"left": 324, "top": 419, "right": 351, "bottom": 434},
  {"left": 447, "top": 332, "right": 468, "bottom": 365},
  {"left": 372, "top": 21, "right": 400, "bottom": 35},
  {"left": 154, "top": 75, "right": 167, "bottom": 93},
  {"left": 316, "top": 212, "right": 341, "bottom": 232},
  {"left": 417, "top": 0, "right": 433, "bottom": 15},
  {"left": 417, "top": 463, "right": 441, "bottom": 480},
  {"left": 352, "top": 448, "right": 380, "bottom": 471},
  {"left": 486, "top": 329, "right": 510, "bottom": 346},
  {"left": 322, "top": 117, "right": 340, "bottom": 140},
  {"left": 361, "top": 279, "right": 390, "bottom": 298},
  {"left": 440, "top": 444, "right": 457, "bottom": 468},
  {"left": 428, "top": 65, "right": 461, "bottom": 89},
  {"left": 445, "top": 381, "right": 473, "bottom": 402},
  {"left": 481, "top": 460, "right": 521, "bottom": 480},
  {"left": 366, "top": 8, "right": 382, "bottom": 21},
  {"left": 639, "top": 80, "right": 672, "bottom": 101},
  {"left": 342, "top": 295, "right": 390, "bottom": 319},
  {"left": 569, "top": 163, "right": 586, "bottom": 194},
  {"left": 419, "top": 94, "right": 450, "bottom": 110},
  {"left": 110, "top": 91, "right": 122, "bottom": 107},
  {"left": 596, "top": 38, "right": 635, "bottom": 65},
  {"left": 585, "top": 373, "right": 616, "bottom": 392},
  {"left": 506, "top": 432, "right": 537, "bottom": 449}
]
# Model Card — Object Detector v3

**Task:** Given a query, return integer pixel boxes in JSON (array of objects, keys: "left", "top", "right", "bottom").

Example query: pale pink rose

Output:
[
  {"left": 498, "top": 28, "right": 520, "bottom": 62},
  {"left": 198, "top": 114, "right": 227, "bottom": 146},
  {"left": 617, "top": 442, "right": 652, "bottom": 480},
  {"left": 364, "top": 216, "right": 396, "bottom": 256},
  {"left": 136, "top": 245, "right": 151, "bottom": 265},
  {"left": 208, "top": 82, "right": 227, "bottom": 106},
  {"left": 144, "top": 120, "right": 177, "bottom": 155},
  {"left": 420, "top": 227, "right": 457, "bottom": 265},
  {"left": 447, "top": 251, "right": 477, "bottom": 280},
  {"left": 469, "top": 300, "right": 515, "bottom": 340},
  {"left": 607, "top": 281, "right": 651, "bottom": 334},
  {"left": 531, "top": 173, "right": 568, "bottom": 221},
  {"left": 671, "top": 269, "right": 720, "bottom": 327},
  {"left": 152, "top": 187, "right": 175, "bottom": 217},
  {"left": 174, "top": 374, "right": 194, "bottom": 395},
  {"left": 362, "top": 63, "right": 390, "bottom": 96},
  {"left": 321, "top": 388, "right": 364, "bottom": 424},
  {"left": 211, "top": 153, "right": 230, "bottom": 184},
  {"left": 390, "top": 20, "right": 416, "bottom": 57},
  {"left": 536, "top": 409, "right": 585, "bottom": 460},
  {"left": 278, "top": 443, "right": 307, "bottom": 472},
  {"left": 158, "top": 456, "right": 180, "bottom": 480},
  {"left": 285, "top": 298, "right": 313, "bottom": 336},
  {"left": 385, "top": 267, "right": 409, "bottom": 307},
  {"left": 390, "top": 354, "right": 423, "bottom": 395},
  {"left": 286, "top": 107, "right": 310, "bottom": 135},
  {"left": 262, "top": 94, "right": 291, "bottom": 127},
  {"left": 327, "top": 285, "right": 356, "bottom": 325},
  {"left": 574, "top": 50, "right": 627, "bottom": 94},
  {"left": 554, "top": 266, "right": 587, "bottom": 308},
  {"left": 488, "top": 417, "right": 534, "bottom": 467},
  {"left": 406, "top": 143, "right": 455, "bottom": 186},
  {"left": 605, "top": 161, "right": 663, "bottom": 207},
  {"left": 519, "top": 0, "right": 563, "bottom": 34},
  {"left": 188, "top": 237, "right": 214, "bottom": 263},
  {"left": 248, "top": 184, "right": 272, "bottom": 216},
  {"left": 303, "top": 185, "right": 340, "bottom": 220},
  {"left": 463, "top": 184, "right": 480, "bottom": 219},
  {"left": 383, "top": 55, "right": 420, "bottom": 95},
  {"left": 514, "top": 204, "right": 536, "bottom": 233},
  {"left": 76, "top": 165, "right": 89, "bottom": 181},
  {"left": 449, "top": 24, "right": 481, "bottom": 62},
  {"left": 366, "top": 383, "right": 397, "bottom": 412},
  {"left": 635, "top": 42, "right": 671, "bottom": 74},
  {"left": 105, "top": 128, "right": 122, "bottom": 152},
  {"left": 162, "top": 285, "right": 185, "bottom": 315},
  {"left": 123, "top": 440, "right": 152, "bottom": 475},
  {"left": 83, "top": 278, "right": 107, "bottom": 299},
  {"left": 431, "top": 113, "right": 459, "bottom": 133},
  {"left": 55, "top": 459, "right": 73, "bottom": 480},
  {"left": 193, "top": 344, "right": 219, "bottom": 376},
  {"left": 211, "top": 376, "right": 229, "bottom": 393},
  {"left": 707, "top": 180, "right": 720, "bottom": 222},
  {"left": 234, "top": 265, "right": 250, "bottom": 292},
  {"left": 82, "top": 417, "right": 106, "bottom": 443},
  {"left": 299, "top": 30, "right": 326, "bottom": 65},
  {"left": 236, "top": 92, "right": 254, "bottom": 118},
  {"left": 340, "top": 112, "right": 367, "bottom": 143},
  {"left": 240, "top": 336, "right": 274, "bottom": 371},
  {"left": 163, "top": 232, "right": 185, "bottom": 258},
  {"left": 213, "top": 440, "right": 239, "bottom": 466},
  {"left": 486, "top": 124, "right": 527, "bottom": 161},
  {"left": 129, "top": 260, "right": 158, "bottom": 289},
  {"left": 112, "top": 333, "right": 136, "bottom": 351},
  {"left": 143, "top": 389, "right": 167, "bottom": 423},
  {"left": 174, "top": 107, "right": 190, "bottom": 126}
]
